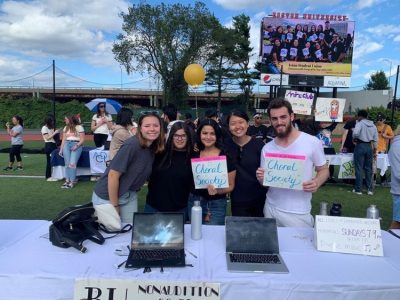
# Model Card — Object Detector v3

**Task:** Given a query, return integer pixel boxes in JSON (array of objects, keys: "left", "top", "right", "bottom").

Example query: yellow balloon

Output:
[{"left": 184, "top": 64, "right": 205, "bottom": 86}]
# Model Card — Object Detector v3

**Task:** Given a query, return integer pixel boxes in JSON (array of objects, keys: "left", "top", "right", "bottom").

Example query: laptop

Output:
[
  {"left": 225, "top": 216, "right": 289, "bottom": 273},
  {"left": 125, "top": 213, "right": 186, "bottom": 268}
]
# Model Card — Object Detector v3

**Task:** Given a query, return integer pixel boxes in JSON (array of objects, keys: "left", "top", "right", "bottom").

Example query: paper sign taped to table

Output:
[
  {"left": 191, "top": 156, "right": 229, "bottom": 189},
  {"left": 314, "top": 97, "right": 346, "bottom": 122},
  {"left": 89, "top": 149, "right": 109, "bottom": 174},
  {"left": 263, "top": 153, "right": 305, "bottom": 190},
  {"left": 338, "top": 155, "right": 355, "bottom": 179},
  {"left": 314, "top": 215, "right": 383, "bottom": 256},
  {"left": 284, "top": 90, "right": 314, "bottom": 115},
  {"left": 74, "top": 279, "right": 220, "bottom": 300}
]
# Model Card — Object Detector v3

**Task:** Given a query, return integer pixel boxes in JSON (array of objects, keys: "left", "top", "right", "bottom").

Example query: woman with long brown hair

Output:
[
  {"left": 59, "top": 114, "right": 85, "bottom": 189},
  {"left": 92, "top": 112, "right": 165, "bottom": 226}
]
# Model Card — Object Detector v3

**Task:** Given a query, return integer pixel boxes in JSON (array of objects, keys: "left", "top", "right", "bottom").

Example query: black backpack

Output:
[{"left": 49, "top": 202, "right": 105, "bottom": 253}]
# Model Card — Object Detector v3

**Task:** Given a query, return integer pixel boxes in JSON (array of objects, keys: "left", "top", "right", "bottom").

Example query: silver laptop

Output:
[
  {"left": 225, "top": 216, "right": 289, "bottom": 273},
  {"left": 125, "top": 213, "right": 185, "bottom": 268}
]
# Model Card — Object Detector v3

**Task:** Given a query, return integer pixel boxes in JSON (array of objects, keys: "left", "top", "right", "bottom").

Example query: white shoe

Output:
[
  {"left": 367, "top": 191, "right": 374, "bottom": 196},
  {"left": 352, "top": 189, "right": 362, "bottom": 195},
  {"left": 46, "top": 177, "right": 59, "bottom": 182}
]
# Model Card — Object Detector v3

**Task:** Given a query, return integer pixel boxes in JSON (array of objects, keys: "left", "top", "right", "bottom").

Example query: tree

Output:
[
  {"left": 231, "top": 14, "right": 257, "bottom": 111},
  {"left": 113, "top": 2, "right": 220, "bottom": 107},
  {"left": 364, "top": 70, "right": 389, "bottom": 90},
  {"left": 205, "top": 26, "right": 237, "bottom": 113}
]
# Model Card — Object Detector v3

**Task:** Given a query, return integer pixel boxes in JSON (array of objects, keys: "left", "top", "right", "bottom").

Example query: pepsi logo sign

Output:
[{"left": 263, "top": 74, "right": 271, "bottom": 83}]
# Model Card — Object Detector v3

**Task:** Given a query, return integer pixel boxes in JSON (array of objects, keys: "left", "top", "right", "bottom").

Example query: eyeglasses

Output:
[
  {"left": 255, "top": 117, "right": 262, "bottom": 119},
  {"left": 99, "top": 105, "right": 105, "bottom": 108},
  {"left": 173, "top": 134, "right": 187, "bottom": 140}
]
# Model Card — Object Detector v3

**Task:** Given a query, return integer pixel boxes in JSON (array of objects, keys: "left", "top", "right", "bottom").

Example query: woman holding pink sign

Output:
[{"left": 188, "top": 119, "right": 236, "bottom": 225}]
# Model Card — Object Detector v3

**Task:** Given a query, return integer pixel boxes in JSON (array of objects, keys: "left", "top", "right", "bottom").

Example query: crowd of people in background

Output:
[
  {"left": 3, "top": 98, "right": 399, "bottom": 229},
  {"left": 262, "top": 20, "right": 353, "bottom": 67}
]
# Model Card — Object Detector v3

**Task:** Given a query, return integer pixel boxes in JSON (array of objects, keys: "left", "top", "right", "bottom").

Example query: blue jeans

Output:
[
  {"left": 63, "top": 141, "right": 83, "bottom": 182},
  {"left": 188, "top": 193, "right": 227, "bottom": 225},
  {"left": 92, "top": 190, "right": 137, "bottom": 223},
  {"left": 392, "top": 194, "right": 400, "bottom": 222},
  {"left": 354, "top": 143, "right": 373, "bottom": 192},
  {"left": 144, "top": 203, "right": 188, "bottom": 222}
]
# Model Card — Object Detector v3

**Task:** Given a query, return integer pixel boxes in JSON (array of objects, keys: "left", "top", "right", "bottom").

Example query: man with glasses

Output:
[{"left": 247, "top": 112, "right": 268, "bottom": 143}]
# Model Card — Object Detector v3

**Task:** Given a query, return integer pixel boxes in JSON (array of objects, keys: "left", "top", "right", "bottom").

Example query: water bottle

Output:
[
  {"left": 319, "top": 202, "right": 329, "bottom": 215},
  {"left": 366, "top": 204, "right": 380, "bottom": 219},
  {"left": 329, "top": 203, "right": 342, "bottom": 216},
  {"left": 191, "top": 201, "right": 202, "bottom": 240}
]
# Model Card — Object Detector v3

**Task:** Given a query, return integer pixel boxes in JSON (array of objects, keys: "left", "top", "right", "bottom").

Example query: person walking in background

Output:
[
  {"left": 188, "top": 119, "right": 236, "bottom": 225},
  {"left": 109, "top": 108, "right": 136, "bottom": 161},
  {"left": 340, "top": 116, "right": 356, "bottom": 153},
  {"left": 316, "top": 121, "right": 337, "bottom": 183},
  {"left": 41, "top": 115, "right": 59, "bottom": 180},
  {"left": 145, "top": 122, "right": 194, "bottom": 220},
  {"left": 59, "top": 114, "right": 85, "bottom": 189},
  {"left": 92, "top": 112, "right": 165, "bottom": 226},
  {"left": 352, "top": 110, "right": 378, "bottom": 195},
  {"left": 225, "top": 110, "right": 267, "bottom": 217},
  {"left": 375, "top": 112, "right": 393, "bottom": 186},
  {"left": 247, "top": 112, "right": 268, "bottom": 142},
  {"left": 91, "top": 103, "right": 112, "bottom": 147},
  {"left": 4, "top": 115, "right": 24, "bottom": 171},
  {"left": 388, "top": 126, "right": 400, "bottom": 229}
]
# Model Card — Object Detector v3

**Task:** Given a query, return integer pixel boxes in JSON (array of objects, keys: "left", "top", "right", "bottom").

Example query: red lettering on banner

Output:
[
  {"left": 272, "top": 12, "right": 276, "bottom": 17},
  {"left": 316, "top": 14, "right": 320, "bottom": 20}
]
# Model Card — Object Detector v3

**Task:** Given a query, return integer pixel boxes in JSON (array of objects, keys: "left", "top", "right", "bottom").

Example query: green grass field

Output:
[{"left": 0, "top": 151, "right": 394, "bottom": 229}]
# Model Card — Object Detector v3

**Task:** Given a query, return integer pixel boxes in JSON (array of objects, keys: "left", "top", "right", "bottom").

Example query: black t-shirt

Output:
[
  {"left": 190, "top": 149, "right": 236, "bottom": 200},
  {"left": 343, "top": 120, "right": 356, "bottom": 153},
  {"left": 323, "top": 28, "right": 336, "bottom": 44},
  {"left": 146, "top": 150, "right": 193, "bottom": 211},
  {"left": 225, "top": 138, "right": 267, "bottom": 206},
  {"left": 247, "top": 125, "right": 268, "bottom": 141},
  {"left": 331, "top": 41, "right": 345, "bottom": 62}
]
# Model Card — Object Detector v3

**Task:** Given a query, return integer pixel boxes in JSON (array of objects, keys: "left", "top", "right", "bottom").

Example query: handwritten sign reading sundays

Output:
[
  {"left": 191, "top": 156, "right": 229, "bottom": 189},
  {"left": 263, "top": 153, "right": 305, "bottom": 190}
]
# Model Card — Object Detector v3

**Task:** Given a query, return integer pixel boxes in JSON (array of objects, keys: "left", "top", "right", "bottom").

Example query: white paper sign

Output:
[
  {"left": 191, "top": 156, "right": 229, "bottom": 189},
  {"left": 315, "top": 49, "right": 322, "bottom": 59},
  {"left": 296, "top": 31, "right": 304, "bottom": 39},
  {"left": 260, "top": 73, "right": 289, "bottom": 86},
  {"left": 314, "top": 97, "right": 346, "bottom": 122},
  {"left": 338, "top": 155, "right": 355, "bottom": 179},
  {"left": 284, "top": 90, "right": 314, "bottom": 115},
  {"left": 314, "top": 215, "right": 383, "bottom": 257},
  {"left": 280, "top": 48, "right": 288, "bottom": 57},
  {"left": 287, "top": 32, "right": 293, "bottom": 40},
  {"left": 263, "top": 153, "right": 305, "bottom": 190},
  {"left": 89, "top": 149, "right": 109, "bottom": 174},
  {"left": 74, "top": 279, "right": 221, "bottom": 300},
  {"left": 310, "top": 34, "right": 318, "bottom": 42},
  {"left": 302, "top": 47, "right": 309, "bottom": 56},
  {"left": 319, "top": 32, "right": 325, "bottom": 40},
  {"left": 290, "top": 47, "right": 298, "bottom": 56}
]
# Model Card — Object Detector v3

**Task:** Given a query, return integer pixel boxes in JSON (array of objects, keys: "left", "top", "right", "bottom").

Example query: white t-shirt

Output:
[
  {"left": 92, "top": 114, "right": 112, "bottom": 135},
  {"left": 260, "top": 132, "right": 326, "bottom": 214},
  {"left": 63, "top": 125, "right": 85, "bottom": 141},
  {"left": 41, "top": 125, "right": 55, "bottom": 143}
]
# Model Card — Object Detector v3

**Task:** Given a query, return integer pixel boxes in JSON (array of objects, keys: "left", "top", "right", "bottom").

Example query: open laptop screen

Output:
[
  {"left": 226, "top": 217, "right": 280, "bottom": 254},
  {"left": 131, "top": 213, "right": 184, "bottom": 249}
]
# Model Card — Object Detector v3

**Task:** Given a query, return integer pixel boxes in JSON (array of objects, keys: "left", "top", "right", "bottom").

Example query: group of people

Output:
[
  {"left": 91, "top": 98, "right": 329, "bottom": 230},
  {"left": 262, "top": 20, "right": 353, "bottom": 66}
]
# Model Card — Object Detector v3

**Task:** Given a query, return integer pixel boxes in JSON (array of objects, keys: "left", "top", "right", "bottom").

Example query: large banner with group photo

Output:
[{"left": 260, "top": 13, "right": 355, "bottom": 77}]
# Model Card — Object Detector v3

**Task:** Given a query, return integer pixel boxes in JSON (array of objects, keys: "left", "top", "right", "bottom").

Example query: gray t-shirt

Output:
[
  {"left": 94, "top": 136, "right": 154, "bottom": 200},
  {"left": 11, "top": 125, "right": 23, "bottom": 145}
]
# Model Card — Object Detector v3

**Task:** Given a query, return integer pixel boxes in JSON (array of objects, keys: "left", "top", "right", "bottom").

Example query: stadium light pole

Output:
[{"left": 52, "top": 60, "right": 56, "bottom": 125}]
